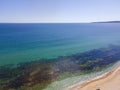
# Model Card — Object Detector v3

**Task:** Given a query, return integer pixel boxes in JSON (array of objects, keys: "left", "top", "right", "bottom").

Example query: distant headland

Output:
[{"left": 93, "top": 21, "right": 120, "bottom": 23}]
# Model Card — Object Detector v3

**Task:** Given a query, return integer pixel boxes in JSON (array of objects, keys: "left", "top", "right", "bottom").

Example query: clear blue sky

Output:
[{"left": 0, "top": 0, "right": 120, "bottom": 23}]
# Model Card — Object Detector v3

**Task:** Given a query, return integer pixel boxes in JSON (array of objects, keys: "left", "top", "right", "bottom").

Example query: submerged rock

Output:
[{"left": 0, "top": 45, "right": 120, "bottom": 90}]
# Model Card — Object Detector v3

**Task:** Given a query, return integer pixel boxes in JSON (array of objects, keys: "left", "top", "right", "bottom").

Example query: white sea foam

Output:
[{"left": 44, "top": 61, "right": 120, "bottom": 90}]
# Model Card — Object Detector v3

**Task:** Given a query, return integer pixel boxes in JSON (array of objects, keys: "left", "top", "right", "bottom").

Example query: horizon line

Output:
[{"left": 0, "top": 20, "right": 120, "bottom": 24}]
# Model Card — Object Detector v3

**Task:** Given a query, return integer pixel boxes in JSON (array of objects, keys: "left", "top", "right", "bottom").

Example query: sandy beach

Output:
[{"left": 69, "top": 65, "right": 120, "bottom": 90}]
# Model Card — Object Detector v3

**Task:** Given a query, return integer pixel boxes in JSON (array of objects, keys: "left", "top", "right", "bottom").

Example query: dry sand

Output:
[{"left": 69, "top": 66, "right": 120, "bottom": 90}]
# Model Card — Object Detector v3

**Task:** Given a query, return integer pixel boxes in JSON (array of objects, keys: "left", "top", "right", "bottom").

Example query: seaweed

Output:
[{"left": 0, "top": 45, "right": 120, "bottom": 90}]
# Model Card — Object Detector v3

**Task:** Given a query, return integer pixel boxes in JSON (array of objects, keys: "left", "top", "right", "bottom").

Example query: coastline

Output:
[
  {"left": 44, "top": 61, "right": 120, "bottom": 90},
  {"left": 68, "top": 61, "right": 120, "bottom": 90}
]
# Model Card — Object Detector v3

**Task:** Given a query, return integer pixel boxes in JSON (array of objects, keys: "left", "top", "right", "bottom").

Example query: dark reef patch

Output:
[{"left": 0, "top": 45, "right": 120, "bottom": 90}]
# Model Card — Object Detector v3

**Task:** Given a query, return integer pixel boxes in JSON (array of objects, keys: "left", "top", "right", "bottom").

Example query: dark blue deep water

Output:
[{"left": 0, "top": 23, "right": 120, "bottom": 65}]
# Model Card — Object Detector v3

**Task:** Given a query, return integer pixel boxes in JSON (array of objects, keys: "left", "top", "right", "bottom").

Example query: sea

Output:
[{"left": 0, "top": 23, "right": 120, "bottom": 66}]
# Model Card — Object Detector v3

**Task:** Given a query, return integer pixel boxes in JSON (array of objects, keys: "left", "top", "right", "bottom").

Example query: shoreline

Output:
[
  {"left": 44, "top": 61, "right": 120, "bottom": 90},
  {"left": 68, "top": 61, "right": 120, "bottom": 90}
]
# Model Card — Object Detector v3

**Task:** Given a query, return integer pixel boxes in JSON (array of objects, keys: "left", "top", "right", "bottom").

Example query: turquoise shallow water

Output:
[{"left": 0, "top": 23, "right": 120, "bottom": 66}]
